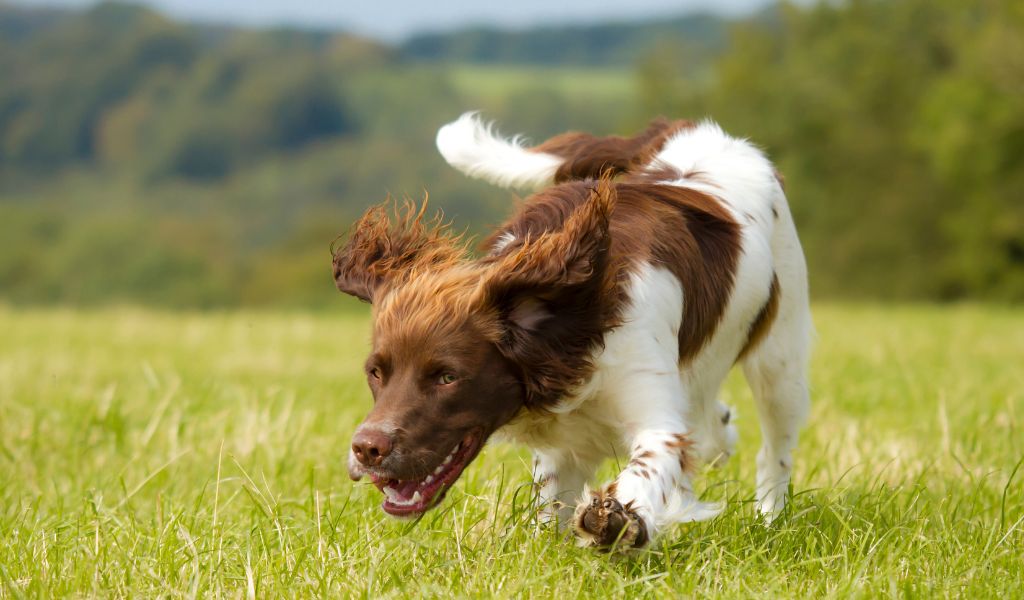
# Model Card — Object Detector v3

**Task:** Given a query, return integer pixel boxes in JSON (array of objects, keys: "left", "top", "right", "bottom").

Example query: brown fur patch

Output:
[
  {"left": 773, "top": 169, "right": 786, "bottom": 190},
  {"left": 609, "top": 184, "right": 742, "bottom": 362},
  {"left": 627, "top": 164, "right": 721, "bottom": 190},
  {"left": 665, "top": 433, "right": 690, "bottom": 449},
  {"left": 737, "top": 273, "right": 781, "bottom": 361},
  {"left": 533, "top": 117, "right": 692, "bottom": 183},
  {"left": 665, "top": 432, "right": 697, "bottom": 475},
  {"left": 487, "top": 180, "right": 741, "bottom": 369},
  {"left": 628, "top": 163, "right": 684, "bottom": 184}
]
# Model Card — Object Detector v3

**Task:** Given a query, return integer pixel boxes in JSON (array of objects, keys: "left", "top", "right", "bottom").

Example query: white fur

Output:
[
  {"left": 491, "top": 231, "right": 516, "bottom": 254},
  {"left": 465, "top": 117, "right": 812, "bottom": 543},
  {"left": 436, "top": 112, "right": 563, "bottom": 190},
  {"left": 651, "top": 122, "right": 813, "bottom": 519}
]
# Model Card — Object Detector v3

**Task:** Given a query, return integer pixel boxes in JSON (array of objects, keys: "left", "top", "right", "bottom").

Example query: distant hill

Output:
[
  {"left": 400, "top": 13, "right": 728, "bottom": 66},
  {"left": 0, "top": 1, "right": 728, "bottom": 178},
  {"left": 0, "top": 2, "right": 392, "bottom": 175},
  {"left": 0, "top": 3, "right": 66, "bottom": 41},
  {"left": 1, "top": 3, "right": 729, "bottom": 68}
]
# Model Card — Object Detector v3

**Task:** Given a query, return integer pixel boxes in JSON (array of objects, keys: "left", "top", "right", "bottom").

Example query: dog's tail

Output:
[
  {"left": 436, "top": 112, "right": 562, "bottom": 190},
  {"left": 436, "top": 111, "right": 690, "bottom": 190}
]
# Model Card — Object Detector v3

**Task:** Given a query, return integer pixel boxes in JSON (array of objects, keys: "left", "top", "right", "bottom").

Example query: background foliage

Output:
[{"left": 1, "top": 0, "right": 1021, "bottom": 306}]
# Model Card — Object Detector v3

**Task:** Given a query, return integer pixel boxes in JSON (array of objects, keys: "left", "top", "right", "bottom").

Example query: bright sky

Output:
[{"left": 11, "top": 0, "right": 772, "bottom": 40}]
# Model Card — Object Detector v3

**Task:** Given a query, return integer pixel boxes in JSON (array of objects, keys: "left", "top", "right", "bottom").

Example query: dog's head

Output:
[{"left": 332, "top": 183, "right": 615, "bottom": 516}]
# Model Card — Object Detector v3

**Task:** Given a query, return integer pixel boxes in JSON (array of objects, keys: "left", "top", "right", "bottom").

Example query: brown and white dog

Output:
[{"left": 333, "top": 113, "right": 812, "bottom": 549}]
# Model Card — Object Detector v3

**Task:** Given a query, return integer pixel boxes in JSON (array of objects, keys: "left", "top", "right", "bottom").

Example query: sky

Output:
[{"left": 10, "top": 0, "right": 772, "bottom": 40}]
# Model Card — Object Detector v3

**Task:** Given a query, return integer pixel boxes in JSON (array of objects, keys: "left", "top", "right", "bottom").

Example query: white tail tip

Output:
[{"left": 435, "top": 111, "right": 563, "bottom": 190}]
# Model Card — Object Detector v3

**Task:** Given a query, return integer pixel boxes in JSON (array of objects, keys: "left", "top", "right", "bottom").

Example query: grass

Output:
[{"left": 0, "top": 304, "right": 1022, "bottom": 597}]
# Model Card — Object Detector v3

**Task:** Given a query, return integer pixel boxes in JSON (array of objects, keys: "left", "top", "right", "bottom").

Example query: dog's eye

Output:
[
  {"left": 437, "top": 373, "right": 457, "bottom": 385},
  {"left": 368, "top": 367, "right": 383, "bottom": 381}
]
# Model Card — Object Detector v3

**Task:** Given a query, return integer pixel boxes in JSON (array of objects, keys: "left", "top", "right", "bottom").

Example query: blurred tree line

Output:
[
  {"left": 401, "top": 13, "right": 727, "bottom": 67},
  {"left": 641, "top": 0, "right": 1024, "bottom": 300},
  {"left": 0, "top": 0, "right": 1020, "bottom": 307}
]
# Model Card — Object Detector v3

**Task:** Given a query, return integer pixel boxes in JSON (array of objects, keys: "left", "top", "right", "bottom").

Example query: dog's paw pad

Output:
[{"left": 573, "top": 488, "right": 648, "bottom": 549}]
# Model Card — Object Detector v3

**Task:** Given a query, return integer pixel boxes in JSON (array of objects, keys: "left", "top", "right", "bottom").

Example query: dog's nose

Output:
[{"left": 351, "top": 428, "right": 393, "bottom": 467}]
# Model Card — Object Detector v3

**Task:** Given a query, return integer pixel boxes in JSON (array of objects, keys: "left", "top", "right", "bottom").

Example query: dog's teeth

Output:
[
  {"left": 443, "top": 454, "right": 452, "bottom": 466},
  {"left": 412, "top": 491, "right": 422, "bottom": 504},
  {"left": 433, "top": 464, "right": 444, "bottom": 475},
  {"left": 425, "top": 475, "right": 434, "bottom": 484},
  {"left": 383, "top": 487, "right": 399, "bottom": 502}
]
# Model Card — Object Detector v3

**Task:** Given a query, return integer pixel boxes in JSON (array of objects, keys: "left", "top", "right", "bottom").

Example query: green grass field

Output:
[{"left": 1, "top": 305, "right": 1021, "bottom": 597}]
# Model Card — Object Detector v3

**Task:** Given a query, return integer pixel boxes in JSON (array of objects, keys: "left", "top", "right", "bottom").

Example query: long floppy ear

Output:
[
  {"left": 476, "top": 179, "right": 619, "bottom": 407},
  {"left": 332, "top": 200, "right": 462, "bottom": 303}
]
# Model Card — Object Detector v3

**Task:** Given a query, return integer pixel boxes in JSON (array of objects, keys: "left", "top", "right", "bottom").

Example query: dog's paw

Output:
[{"left": 573, "top": 487, "right": 648, "bottom": 550}]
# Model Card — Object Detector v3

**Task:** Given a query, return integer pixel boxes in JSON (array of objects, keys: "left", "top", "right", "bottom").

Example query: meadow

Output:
[{"left": 0, "top": 304, "right": 1021, "bottom": 597}]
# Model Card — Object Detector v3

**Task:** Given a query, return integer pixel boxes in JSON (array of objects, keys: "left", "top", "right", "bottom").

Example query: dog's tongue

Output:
[
  {"left": 371, "top": 475, "right": 423, "bottom": 500},
  {"left": 392, "top": 478, "right": 421, "bottom": 498}
]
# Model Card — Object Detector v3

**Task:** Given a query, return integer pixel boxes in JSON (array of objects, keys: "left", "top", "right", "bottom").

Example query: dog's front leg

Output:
[
  {"left": 574, "top": 429, "right": 720, "bottom": 549},
  {"left": 533, "top": 448, "right": 600, "bottom": 528},
  {"left": 573, "top": 379, "right": 722, "bottom": 550}
]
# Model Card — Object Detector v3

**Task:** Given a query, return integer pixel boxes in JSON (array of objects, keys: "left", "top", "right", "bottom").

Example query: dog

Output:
[{"left": 333, "top": 113, "right": 812, "bottom": 549}]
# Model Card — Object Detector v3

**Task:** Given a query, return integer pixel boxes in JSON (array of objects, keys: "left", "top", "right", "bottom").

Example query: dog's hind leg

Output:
[
  {"left": 742, "top": 332, "right": 810, "bottom": 520},
  {"left": 685, "top": 377, "right": 739, "bottom": 469},
  {"left": 741, "top": 208, "right": 812, "bottom": 521}
]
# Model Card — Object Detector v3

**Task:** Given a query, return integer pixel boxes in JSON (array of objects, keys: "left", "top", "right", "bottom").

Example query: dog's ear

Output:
[
  {"left": 476, "top": 180, "right": 618, "bottom": 405},
  {"left": 332, "top": 200, "right": 462, "bottom": 303}
]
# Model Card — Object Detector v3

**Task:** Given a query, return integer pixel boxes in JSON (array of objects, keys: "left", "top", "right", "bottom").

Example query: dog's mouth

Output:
[{"left": 369, "top": 432, "right": 482, "bottom": 516}]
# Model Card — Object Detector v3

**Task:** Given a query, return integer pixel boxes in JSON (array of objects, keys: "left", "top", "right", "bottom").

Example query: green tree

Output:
[{"left": 638, "top": 0, "right": 1024, "bottom": 300}]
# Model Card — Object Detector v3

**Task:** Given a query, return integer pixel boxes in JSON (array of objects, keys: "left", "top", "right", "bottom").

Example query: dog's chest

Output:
[{"left": 497, "top": 386, "right": 622, "bottom": 461}]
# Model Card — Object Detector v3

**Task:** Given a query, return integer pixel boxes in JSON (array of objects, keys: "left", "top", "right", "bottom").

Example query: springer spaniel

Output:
[{"left": 333, "top": 113, "right": 811, "bottom": 549}]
